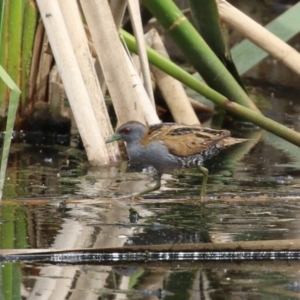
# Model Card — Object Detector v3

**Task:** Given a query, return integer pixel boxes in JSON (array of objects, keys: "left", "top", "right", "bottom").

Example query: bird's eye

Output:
[{"left": 123, "top": 128, "right": 131, "bottom": 134}]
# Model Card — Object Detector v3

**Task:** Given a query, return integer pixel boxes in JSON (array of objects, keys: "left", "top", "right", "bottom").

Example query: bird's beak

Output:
[{"left": 106, "top": 133, "right": 121, "bottom": 143}]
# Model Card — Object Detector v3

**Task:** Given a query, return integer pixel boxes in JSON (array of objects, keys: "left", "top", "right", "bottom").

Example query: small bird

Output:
[{"left": 106, "top": 121, "right": 246, "bottom": 201}]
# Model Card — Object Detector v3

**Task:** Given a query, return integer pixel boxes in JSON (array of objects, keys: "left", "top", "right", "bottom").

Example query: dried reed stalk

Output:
[
  {"left": 58, "top": 0, "right": 120, "bottom": 160},
  {"left": 146, "top": 29, "right": 200, "bottom": 125},
  {"left": 79, "top": 0, "right": 148, "bottom": 125},
  {"left": 217, "top": 0, "right": 300, "bottom": 76},
  {"left": 127, "top": 0, "right": 155, "bottom": 105},
  {"left": 36, "top": 0, "right": 111, "bottom": 165}
]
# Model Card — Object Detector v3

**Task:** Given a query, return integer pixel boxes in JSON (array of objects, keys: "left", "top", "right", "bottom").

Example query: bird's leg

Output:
[
  {"left": 131, "top": 172, "right": 162, "bottom": 200},
  {"left": 199, "top": 166, "right": 208, "bottom": 201}
]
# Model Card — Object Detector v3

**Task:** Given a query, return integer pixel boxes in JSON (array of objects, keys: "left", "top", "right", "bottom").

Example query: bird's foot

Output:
[{"left": 131, "top": 194, "right": 143, "bottom": 201}]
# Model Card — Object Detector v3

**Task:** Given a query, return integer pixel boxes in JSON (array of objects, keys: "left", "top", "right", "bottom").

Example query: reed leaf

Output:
[
  {"left": 0, "top": 0, "right": 4, "bottom": 49},
  {"left": 229, "top": 1, "right": 300, "bottom": 75},
  {"left": 21, "top": 0, "right": 39, "bottom": 114},
  {"left": 7, "top": 0, "right": 23, "bottom": 89},
  {"left": 188, "top": 0, "right": 245, "bottom": 89},
  {"left": 0, "top": 65, "right": 21, "bottom": 200},
  {"left": 0, "top": 0, "right": 9, "bottom": 112}
]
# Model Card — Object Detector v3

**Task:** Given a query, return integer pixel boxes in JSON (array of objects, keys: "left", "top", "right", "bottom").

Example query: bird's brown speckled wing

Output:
[
  {"left": 141, "top": 124, "right": 231, "bottom": 156},
  {"left": 165, "top": 127, "right": 231, "bottom": 156}
]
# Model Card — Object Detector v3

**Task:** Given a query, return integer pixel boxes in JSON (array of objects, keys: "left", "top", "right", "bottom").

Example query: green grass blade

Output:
[{"left": 0, "top": 65, "right": 21, "bottom": 200}]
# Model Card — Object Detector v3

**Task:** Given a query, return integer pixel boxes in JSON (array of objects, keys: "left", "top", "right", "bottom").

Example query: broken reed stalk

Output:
[
  {"left": 217, "top": 0, "right": 300, "bottom": 76},
  {"left": 146, "top": 29, "right": 200, "bottom": 126}
]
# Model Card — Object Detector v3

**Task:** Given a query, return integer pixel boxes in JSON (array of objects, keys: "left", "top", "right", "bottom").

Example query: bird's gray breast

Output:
[{"left": 126, "top": 141, "right": 180, "bottom": 172}]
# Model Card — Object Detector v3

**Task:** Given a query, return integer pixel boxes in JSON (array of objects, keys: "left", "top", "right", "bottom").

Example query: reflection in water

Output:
[
  {"left": 2, "top": 87, "right": 300, "bottom": 298},
  {"left": 2, "top": 195, "right": 300, "bottom": 298},
  {"left": 3, "top": 261, "right": 300, "bottom": 299},
  {"left": 2, "top": 104, "right": 300, "bottom": 299}
]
